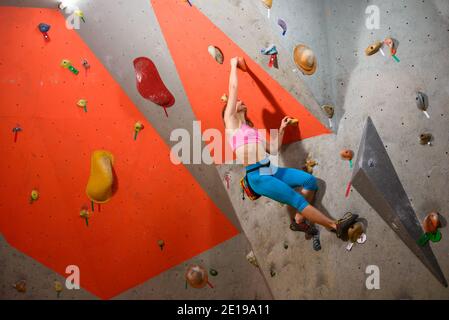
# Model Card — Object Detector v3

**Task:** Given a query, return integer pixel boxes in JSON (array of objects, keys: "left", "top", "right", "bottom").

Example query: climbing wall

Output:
[
  {"left": 1, "top": 0, "right": 449, "bottom": 300},
  {"left": 0, "top": 7, "right": 239, "bottom": 299}
]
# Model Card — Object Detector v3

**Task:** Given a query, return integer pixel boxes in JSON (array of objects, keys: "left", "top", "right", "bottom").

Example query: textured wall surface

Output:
[{"left": 1, "top": 0, "right": 448, "bottom": 299}]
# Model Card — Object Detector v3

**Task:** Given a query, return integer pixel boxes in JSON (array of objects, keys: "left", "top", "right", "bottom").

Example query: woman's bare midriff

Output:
[{"left": 234, "top": 142, "right": 268, "bottom": 166}]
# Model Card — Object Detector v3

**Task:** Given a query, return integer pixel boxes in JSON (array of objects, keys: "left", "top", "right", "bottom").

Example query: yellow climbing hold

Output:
[
  {"left": 262, "top": 0, "right": 273, "bottom": 9},
  {"left": 86, "top": 150, "right": 114, "bottom": 204},
  {"left": 54, "top": 281, "right": 63, "bottom": 298},
  {"left": 30, "top": 190, "right": 39, "bottom": 203}
]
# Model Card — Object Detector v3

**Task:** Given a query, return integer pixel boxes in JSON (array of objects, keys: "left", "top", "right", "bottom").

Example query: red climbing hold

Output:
[{"left": 133, "top": 57, "right": 175, "bottom": 116}]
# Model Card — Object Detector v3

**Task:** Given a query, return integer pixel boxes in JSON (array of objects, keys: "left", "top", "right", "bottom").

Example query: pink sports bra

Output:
[{"left": 229, "top": 123, "right": 265, "bottom": 151}]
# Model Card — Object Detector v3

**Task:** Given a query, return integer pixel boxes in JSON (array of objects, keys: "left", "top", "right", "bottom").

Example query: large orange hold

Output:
[{"left": 86, "top": 150, "right": 115, "bottom": 204}]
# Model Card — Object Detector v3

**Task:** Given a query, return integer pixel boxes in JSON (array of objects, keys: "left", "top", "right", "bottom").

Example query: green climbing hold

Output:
[
  {"left": 418, "top": 233, "right": 431, "bottom": 246},
  {"left": 418, "top": 230, "right": 442, "bottom": 246},
  {"left": 429, "top": 229, "right": 442, "bottom": 243}
]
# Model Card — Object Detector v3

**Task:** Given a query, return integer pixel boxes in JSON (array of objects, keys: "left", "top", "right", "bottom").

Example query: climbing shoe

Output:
[
  {"left": 290, "top": 220, "right": 318, "bottom": 236},
  {"left": 335, "top": 212, "right": 359, "bottom": 239}
]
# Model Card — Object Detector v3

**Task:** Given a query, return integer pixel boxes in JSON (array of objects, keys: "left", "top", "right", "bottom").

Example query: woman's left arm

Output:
[{"left": 266, "top": 117, "right": 290, "bottom": 155}]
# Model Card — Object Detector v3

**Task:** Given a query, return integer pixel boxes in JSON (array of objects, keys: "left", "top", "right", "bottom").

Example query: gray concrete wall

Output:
[{"left": 1, "top": 0, "right": 448, "bottom": 299}]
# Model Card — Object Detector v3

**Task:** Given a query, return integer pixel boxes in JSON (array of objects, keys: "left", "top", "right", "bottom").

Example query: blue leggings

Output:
[{"left": 246, "top": 160, "right": 318, "bottom": 212}]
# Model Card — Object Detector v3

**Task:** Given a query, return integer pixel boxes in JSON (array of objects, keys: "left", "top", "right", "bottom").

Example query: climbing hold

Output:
[
  {"left": 277, "top": 19, "right": 287, "bottom": 36},
  {"left": 30, "top": 190, "right": 39, "bottom": 204},
  {"left": 261, "top": 45, "right": 278, "bottom": 56},
  {"left": 321, "top": 104, "right": 334, "bottom": 128},
  {"left": 365, "top": 41, "right": 382, "bottom": 56},
  {"left": 261, "top": 0, "right": 272, "bottom": 17},
  {"left": 293, "top": 44, "right": 317, "bottom": 75},
  {"left": 261, "top": 45, "right": 278, "bottom": 68},
  {"left": 283, "top": 241, "right": 288, "bottom": 249},
  {"left": 38, "top": 23, "right": 51, "bottom": 41},
  {"left": 423, "top": 212, "right": 441, "bottom": 234},
  {"left": 261, "top": 0, "right": 272, "bottom": 9},
  {"left": 209, "top": 268, "right": 218, "bottom": 277},
  {"left": 80, "top": 209, "right": 89, "bottom": 226},
  {"left": 416, "top": 92, "right": 430, "bottom": 118},
  {"left": 303, "top": 153, "right": 317, "bottom": 174},
  {"left": 77, "top": 99, "right": 87, "bottom": 112},
  {"left": 357, "top": 233, "right": 367, "bottom": 244},
  {"left": 12, "top": 280, "right": 27, "bottom": 293},
  {"left": 133, "top": 57, "right": 175, "bottom": 117},
  {"left": 237, "top": 57, "right": 248, "bottom": 72},
  {"left": 12, "top": 126, "right": 22, "bottom": 143},
  {"left": 287, "top": 118, "right": 299, "bottom": 126},
  {"left": 157, "top": 239, "right": 165, "bottom": 251},
  {"left": 224, "top": 172, "right": 231, "bottom": 189},
  {"left": 60, "top": 59, "right": 79, "bottom": 75},
  {"left": 384, "top": 37, "right": 400, "bottom": 62},
  {"left": 348, "top": 222, "right": 364, "bottom": 243},
  {"left": 419, "top": 133, "right": 432, "bottom": 145},
  {"left": 340, "top": 149, "right": 354, "bottom": 168},
  {"left": 54, "top": 281, "right": 63, "bottom": 298},
  {"left": 74, "top": 10, "right": 85, "bottom": 23},
  {"left": 270, "top": 268, "right": 276, "bottom": 277},
  {"left": 185, "top": 265, "right": 209, "bottom": 289},
  {"left": 221, "top": 94, "right": 228, "bottom": 103},
  {"left": 134, "top": 121, "right": 144, "bottom": 141},
  {"left": 86, "top": 150, "right": 115, "bottom": 204},
  {"left": 341, "top": 149, "right": 354, "bottom": 159},
  {"left": 418, "top": 229, "right": 442, "bottom": 246},
  {"left": 82, "top": 59, "right": 90, "bottom": 70},
  {"left": 321, "top": 105, "right": 334, "bottom": 118},
  {"left": 246, "top": 250, "right": 259, "bottom": 268},
  {"left": 207, "top": 45, "right": 224, "bottom": 64},
  {"left": 429, "top": 230, "right": 442, "bottom": 243}
]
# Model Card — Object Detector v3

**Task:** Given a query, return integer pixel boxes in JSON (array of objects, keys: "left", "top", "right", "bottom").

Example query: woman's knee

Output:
[{"left": 304, "top": 174, "right": 318, "bottom": 191}]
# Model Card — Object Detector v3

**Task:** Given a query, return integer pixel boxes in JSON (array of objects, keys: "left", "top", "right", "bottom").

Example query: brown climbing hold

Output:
[
  {"left": 246, "top": 251, "right": 259, "bottom": 267},
  {"left": 185, "top": 265, "right": 208, "bottom": 289},
  {"left": 237, "top": 57, "right": 248, "bottom": 72},
  {"left": 261, "top": 0, "right": 273, "bottom": 9},
  {"left": 221, "top": 94, "right": 228, "bottom": 103},
  {"left": 348, "top": 222, "right": 364, "bottom": 243},
  {"left": 207, "top": 45, "right": 224, "bottom": 64},
  {"left": 293, "top": 44, "right": 317, "bottom": 75},
  {"left": 287, "top": 118, "right": 299, "bottom": 126},
  {"left": 321, "top": 104, "right": 334, "bottom": 118},
  {"left": 423, "top": 212, "right": 441, "bottom": 234},
  {"left": 340, "top": 149, "right": 354, "bottom": 161},
  {"left": 365, "top": 41, "right": 383, "bottom": 56},
  {"left": 13, "top": 280, "right": 26, "bottom": 293},
  {"left": 303, "top": 153, "right": 318, "bottom": 174},
  {"left": 419, "top": 133, "right": 432, "bottom": 145},
  {"left": 54, "top": 281, "right": 63, "bottom": 298}
]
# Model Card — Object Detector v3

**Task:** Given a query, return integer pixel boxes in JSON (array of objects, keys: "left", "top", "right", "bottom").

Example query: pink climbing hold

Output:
[{"left": 133, "top": 57, "right": 175, "bottom": 117}]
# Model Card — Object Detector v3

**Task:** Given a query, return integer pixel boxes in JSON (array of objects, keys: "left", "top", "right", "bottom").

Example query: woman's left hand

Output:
[{"left": 280, "top": 116, "right": 292, "bottom": 132}]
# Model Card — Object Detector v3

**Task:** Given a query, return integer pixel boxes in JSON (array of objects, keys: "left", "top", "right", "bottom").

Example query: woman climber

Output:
[{"left": 223, "top": 56, "right": 357, "bottom": 238}]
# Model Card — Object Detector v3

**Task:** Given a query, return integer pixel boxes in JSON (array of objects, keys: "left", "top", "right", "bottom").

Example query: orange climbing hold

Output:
[{"left": 86, "top": 150, "right": 115, "bottom": 204}]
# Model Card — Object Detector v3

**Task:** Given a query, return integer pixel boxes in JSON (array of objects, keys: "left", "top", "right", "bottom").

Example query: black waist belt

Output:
[{"left": 246, "top": 161, "right": 270, "bottom": 174}]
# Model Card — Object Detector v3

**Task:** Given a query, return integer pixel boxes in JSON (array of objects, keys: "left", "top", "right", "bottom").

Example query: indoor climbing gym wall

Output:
[{"left": 1, "top": 0, "right": 448, "bottom": 301}]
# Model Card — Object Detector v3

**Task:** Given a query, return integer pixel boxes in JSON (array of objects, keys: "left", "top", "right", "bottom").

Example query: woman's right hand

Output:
[{"left": 230, "top": 57, "right": 239, "bottom": 68}]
